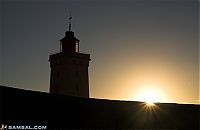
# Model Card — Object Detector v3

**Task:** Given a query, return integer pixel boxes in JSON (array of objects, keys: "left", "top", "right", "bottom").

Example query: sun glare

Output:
[
  {"left": 133, "top": 87, "right": 166, "bottom": 104},
  {"left": 145, "top": 101, "right": 155, "bottom": 106}
]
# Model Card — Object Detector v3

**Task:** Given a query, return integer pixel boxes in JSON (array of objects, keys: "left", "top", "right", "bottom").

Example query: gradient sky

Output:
[{"left": 1, "top": 0, "right": 199, "bottom": 104}]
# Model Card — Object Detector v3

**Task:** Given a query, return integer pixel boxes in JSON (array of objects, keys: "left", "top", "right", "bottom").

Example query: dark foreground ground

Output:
[{"left": 0, "top": 85, "right": 199, "bottom": 129}]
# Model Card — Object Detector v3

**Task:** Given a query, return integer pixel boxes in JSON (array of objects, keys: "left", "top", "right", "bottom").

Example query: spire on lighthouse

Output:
[{"left": 68, "top": 12, "right": 72, "bottom": 31}]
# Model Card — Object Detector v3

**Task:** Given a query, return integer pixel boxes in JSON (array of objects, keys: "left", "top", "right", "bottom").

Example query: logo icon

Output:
[{"left": 0, "top": 124, "right": 7, "bottom": 130}]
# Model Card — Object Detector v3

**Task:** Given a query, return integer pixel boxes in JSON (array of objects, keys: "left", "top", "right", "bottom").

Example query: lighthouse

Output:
[{"left": 49, "top": 14, "right": 90, "bottom": 98}]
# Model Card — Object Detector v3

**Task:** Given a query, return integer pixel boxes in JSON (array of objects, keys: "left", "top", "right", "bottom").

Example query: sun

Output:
[{"left": 133, "top": 87, "right": 166, "bottom": 104}]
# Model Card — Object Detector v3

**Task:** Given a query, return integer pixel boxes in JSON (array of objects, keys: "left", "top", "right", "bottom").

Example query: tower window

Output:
[{"left": 75, "top": 41, "right": 80, "bottom": 53}]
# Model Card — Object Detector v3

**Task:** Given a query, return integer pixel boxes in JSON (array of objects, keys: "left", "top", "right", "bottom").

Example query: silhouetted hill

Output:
[{"left": 0, "top": 85, "right": 199, "bottom": 129}]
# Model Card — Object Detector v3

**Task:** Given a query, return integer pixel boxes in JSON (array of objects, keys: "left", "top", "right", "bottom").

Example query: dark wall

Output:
[
  {"left": 1, "top": 86, "right": 199, "bottom": 129},
  {"left": 49, "top": 52, "right": 90, "bottom": 98}
]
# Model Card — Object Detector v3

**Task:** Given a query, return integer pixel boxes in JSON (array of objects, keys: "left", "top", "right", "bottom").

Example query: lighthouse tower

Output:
[{"left": 49, "top": 15, "right": 90, "bottom": 98}]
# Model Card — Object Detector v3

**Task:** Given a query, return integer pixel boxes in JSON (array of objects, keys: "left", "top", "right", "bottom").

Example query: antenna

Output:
[{"left": 69, "top": 11, "right": 72, "bottom": 31}]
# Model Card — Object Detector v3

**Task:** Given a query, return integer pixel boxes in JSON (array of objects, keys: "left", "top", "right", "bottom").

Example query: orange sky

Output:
[{"left": 1, "top": 0, "right": 199, "bottom": 104}]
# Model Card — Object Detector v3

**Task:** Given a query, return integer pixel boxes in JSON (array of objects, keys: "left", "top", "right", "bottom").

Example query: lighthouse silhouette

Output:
[{"left": 49, "top": 14, "right": 90, "bottom": 98}]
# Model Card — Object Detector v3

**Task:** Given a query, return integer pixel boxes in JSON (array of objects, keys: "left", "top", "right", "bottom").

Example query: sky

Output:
[{"left": 1, "top": 0, "right": 199, "bottom": 104}]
